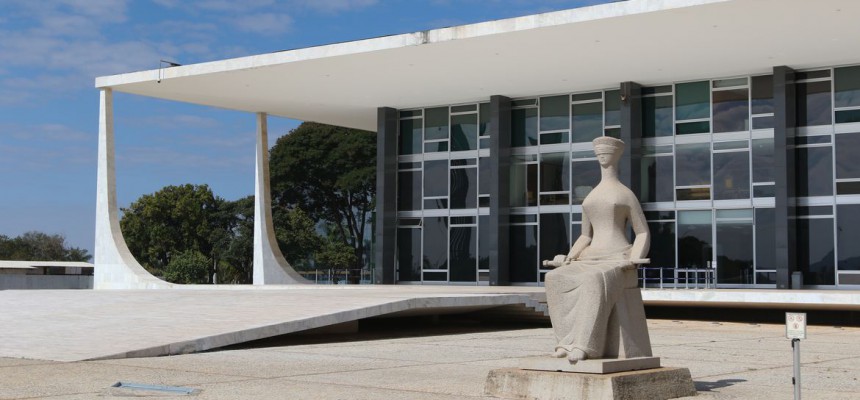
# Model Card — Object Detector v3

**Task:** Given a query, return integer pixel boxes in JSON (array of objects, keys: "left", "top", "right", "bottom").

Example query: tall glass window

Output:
[
  {"left": 676, "top": 143, "right": 711, "bottom": 200},
  {"left": 510, "top": 155, "right": 537, "bottom": 207},
  {"left": 715, "top": 209, "right": 754, "bottom": 284},
  {"left": 539, "top": 152, "right": 570, "bottom": 205},
  {"left": 572, "top": 151, "right": 600, "bottom": 205},
  {"left": 510, "top": 215, "right": 538, "bottom": 283},
  {"left": 675, "top": 81, "right": 710, "bottom": 134},
  {"left": 642, "top": 86, "right": 673, "bottom": 137},
  {"left": 397, "top": 223, "right": 421, "bottom": 282},
  {"left": 640, "top": 145, "right": 674, "bottom": 203},
  {"left": 755, "top": 208, "right": 776, "bottom": 284},
  {"left": 752, "top": 138, "right": 775, "bottom": 197},
  {"left": 424, "top": 107, "right": 449, "bottom": 152},
  {"left": 796, "top": 208, "right": 835, "bottom": 285},
  {"left": 539, "top": 213, "right": 570, "bottom": 269},
  {"left": 572, "top": 92, "right": 603, "bottom": 143},
  {"left": 837, "top": 204, "right": 860, "bottom": 272},
  {"left": 712, "top": 78, "right": 749, "bottom": 133},
  {"left": 451, "top": 113, "right": 478, "bottom": 152},
  {"left": 449, "top": 217, "right": 477, "bottom": 282},
  {"left": 751, "top": 75, "right": 774, "bottom": 129},
  {"left": 678, "top": 210, "right": 713, "bottom": 269},
  {"left": 796, "top": 140, "right": 833, "bottom": 197},
  {"left": 645, "top": 211, "right": 676, "bottom": 272},
  {"left": 450, "top": 160, "right": 477, "bottom": 209},
  {"left": 398, "top": 167, "right": 421, "bottom": 211},
  {"left": 539, "top": 95, "right": 569, "bottom": 145},
  {"left": 512, "top": 105, "right": 538, "bottom": 147},
  {"left": 713, "top": 141, "right": 750, "bottom": 200},
  {"left": 399, "top": 113, "right": 422, "bottom": 155},
  {"left": 604, "top": 89, "right": 621, "bottom": 137},
  {"left": 835, "top": 132, "right": 860, "bottom": 195},
  {"left": 424, "top": 160, "right": 448, "bottom": 209},
  {"left": 796, "top": 71, "right": 832, "bottom": 127},
  {"left": 835, "top": 66, "right": 860, "bottom": 123},
  {"left": 422, "top": 217, "right": 448, "bottom": 280}
]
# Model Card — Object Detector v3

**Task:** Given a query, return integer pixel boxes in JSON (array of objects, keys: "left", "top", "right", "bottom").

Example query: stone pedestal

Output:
[
  {"left": 522, "top": 356, "right": 661, "bottom": 374},
  {"left": 484, "top": 366, "right": 696, "bottom": 400}
]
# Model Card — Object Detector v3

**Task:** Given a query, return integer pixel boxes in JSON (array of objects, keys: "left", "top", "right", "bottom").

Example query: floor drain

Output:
[{"left": 111, "top": 382, "right": 199, "bottom": 395}]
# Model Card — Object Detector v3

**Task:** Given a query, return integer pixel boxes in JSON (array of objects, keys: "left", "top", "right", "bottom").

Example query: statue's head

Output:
[{"left": 592, "top": 136, "right": 625, "bottom": 167}]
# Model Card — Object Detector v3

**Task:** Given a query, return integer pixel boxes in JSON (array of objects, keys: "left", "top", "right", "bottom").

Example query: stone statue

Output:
[{"left": 542, "top": 136, "right": 652, "bottom": 364}]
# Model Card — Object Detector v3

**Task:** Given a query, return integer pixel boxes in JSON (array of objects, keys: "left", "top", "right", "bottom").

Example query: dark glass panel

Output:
[
  {"left": 754, "top": 185, "right": 775, "bottom": 198},
  {"left": 837, "top": 181, "right": 860, "bottom": 195},
  {"left": 572, "top": 102, "right": 603, "bottom": 143},
  {"left": 648, "top": 221, "right": 676, "bottom": 269},
  {"left": 642, "top": 85, "right": 672, "bottom": 95},
  {"left": 713, "top": 77, "right": 747, "bottom": 88},
  {"left": 397, "top": 171, "right": 421, "bottom": 211},
  {"left": 424, "top": 107, "right": 449, "bottom": 140},
  {"left": 796, "top": 206, "right": 832, "bottom": 217},
  {"left": 839, "top": 274, "right": 860, "bottom": 285},
  {"left": 511, "top": 214, "right": 538, "bottom": 223},
  {"left": 834, "top": 66, "right": 860, "bottom": 108},
  {"left": 604, "top": 89, "right": 621, "bottom": 127},
  {"left": 479, "top": 137, "right": 490, "bottom": 149},
  {"left": 713, "top": 140, "right": 747, "bottom": 150},
  {"left": 713, "top": 151, "right": 750, "bottom": 200},
  {"left": 797, "top": 218, "right": 835, "bottom": 285},
  {"left": 644, "top": 211, "right": 675, "bottom": 220},
  {"left": 422, "top": 217, "right": 448, "bottom": 270},
  {"left": 676, "top": 121, "right": 710, "bottom": 135},
  {"left": 509, "top": 161, "right": 537, "bottom": 207},
  {"left": 751, "top": 75, "right": 774, "bottom": 115},
  {"left": 796, "top": 146, "right": 833, "bottom": 197},
  {"left": 450, "top": 167, "right": 477, "bottom": 209},
  {"left": 713, "top": 88, "right": 749, "bottom": 133},
  {"left": 399, "top": 110, "right": 421, "bottom": 118},
  {"left": 572, "top": 160, "right": 600, "bottom": 205},
  {"left": 716, "top": 219, "right": 754, "bottom": 284},
  {"left": 640, "top": 155, "right": 674, "bottom": 203},
  {"left": 835, "top": 109, "right": 860, "bottom": 124},
  {"left": 512, "top": 108, "right": 538, "bottom": 147},
  {"left": 527, "top": 163, "right": 537, "bottom": 207},
  {"left": 752, "top": 138, "right": 774, "bottom": 183},
  {"left": 572, "top": 92, "right": 602, "bottom": 102},
  {"left": 512, "top": 99, "right": 537, "bottom": 107},
  {"left": 676, "top": 187, "right": 711, "bottom": 201},
  {"left": 675, "top": 81, "right": 710, "bottom": 120},
  {"left": 451, "top": 104, "right": 477, "bottom": 113},
  {"left": 678, "top": 211, "right": 713, "bottom": 269},
  {"left": 423, "top": 272, "right": 447, "bottom": 281},
  {"left": 836, "top": 133, "right": 860, "bottom": 179},
  {"left": 539, "top": 213, "right": 570, "bottom": 267},
  {"left": 449, "top": 226, "right": 476, "bottom": 282},
  {"left": 423, "top": 141, "right": 448, "bottom": 152},
  {"left": 399, "top": 162, "right": 420, "bottom": 170},
  {"left": 604, "top": 128, "right": 621, "bottom": 138},
  {"left": 398, "top": 218, "right": 421, "bottom": 226},
  {"left": 796, "top": 70, "right": 830, "bottom": 80},
  {"left": 450, "top": 216, "right": 475, "bottom": 225},
  {"left": 540, "top": 132, "right": 569, "bottom": 144},
  {"left": 796, "top": 136, "right": 831, "bottom": 145},
  {"left": 756, "top": 272, "right": 776, "bottom": 285},
  {"left": 478, "top": 196, "right": 490, "bottom": 208},
  {"left": 540, "top": 194, "right": 569, "bottom": 205},
  {"left": 540, "top": 95, "right": 569, "bottom": 131},
  {"left": 479, "top": 103, "right": 490, "bottom": 136},
  {"left": 796, "top": 80, "right": 832, "bottom": 127},
  {"left": 675, "top": 143, "right": 711, "bottom": 186},
  {"left": 643, "top": 95, "right": 673, "bottom": 137},
  {"left": 451, "top": 159, "right": 476, "bottom": 166},
  {"left": 540, "top": 152, "right": 569, "bottom": 193},
  {"left": 478, "top": 216, "right": 490, "bottom": 270},
  {"left": 510, "top": 225, "right": 538, "bottom": 282},
  {"left": 423, "top": 198, "right": 448, "bottom": 210},
  {"left": 423, "top": 160, "right": 447, "bottom": 197},
  {"left": 837, "top": 204, "right": 860, "bottom": 271},
  {"left": 398, "top": 118, "right": 422, "bottom": 155},
  {"left": 479, "top": 157, "right": 490, "bottom": 195},
  {"left": 451, "top": 114, "right": 478, "bottom": 152},
  {"left": 752, "top": 116, "right": 774, "bottom": 130},
  {"left": 396, "top": 228, "right": 421, "bottom": 281}
]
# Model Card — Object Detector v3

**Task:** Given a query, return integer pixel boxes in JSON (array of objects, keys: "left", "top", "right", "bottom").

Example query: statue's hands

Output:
[{"left": 541, "top": 254, "right": 568, "bottom": 268}]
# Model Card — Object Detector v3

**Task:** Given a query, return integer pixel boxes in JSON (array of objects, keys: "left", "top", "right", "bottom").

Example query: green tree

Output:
[
  {"left": 0, "top": 231, "right": 91, "bottom": 262},
  {"left": 274, "top": 206, "right": 323, "bottom": 271},
  {"left": 269, "top": 122, "right": 375, "bottom": 283},
  {"left": 163, "top": 249, "right": 210, "bottom": 284}
]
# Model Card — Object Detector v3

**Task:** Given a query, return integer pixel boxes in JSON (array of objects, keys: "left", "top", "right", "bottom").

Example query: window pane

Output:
[
  {"left": 423, "top": 217, "right": 448, "bottom": 271},
  {"left": 424, "top": 107, "right": 449, "bottom": 140},
  {"left": 716, "top": 218, "right": 754, "bottom": 284},
  {"left": 397, "top": 228, "right": 421, "bottom": 281},
  {"left": 675, "top": 81, "right": 710, "bottom": 121},
  {"left": 713, "top": 88, "right": 749, "bottom": 133},
  {"left": 450, "top": 226, "right": 476, "bottom": 282},
  {"left": 399, "top": 118, "right": 422, "bottom": 155},
  {"left": 424, "top": 160, "right": 448, "bottom": 197},
  {"left": 512, "top": 108, "right": 538, "bottom": 147},
  {"left": 478, "top": 216, "right": 490, "bottom": 270},
  {"left": 643, "top": 95, "right": 673, "bottom": 137},
  {"left": 572, "top": 102, "right": 603, "bottom": 143},
  {"left": 540, "top": 152, "right": 570, "bottom": 193},
  {"left": 479, "top": 103, "right": 490, "bottom": 136},
  {"left": 572, "top": 160, "right": 601, "bottom": 205},
  {"left": 797, "top": 80, "right": 832, "bottom": 127},
  {"left": 796, "top": 146, "right": 833, "bottom": 197},
  {"left": 648, "top": 221, "right": 676, "bottom": 269},
  {"left": 678, "top": 210, "right": 713, "bottom": 269},
  {"left": 676, "top": 121, "right": 710, "bottom": 135},
  {"left": 837, "top": 204, "right": 860, "bottom": 271},
  {"left": 835, "top": 133, "right": 860, "bottom": 179},
  {"left": 540, "top": 95, "right": 569, "bottom": 131},
  {"left": 540, "top": 213, "right": 570, "bottom": 266},
  {"left": 451, "top": 114, "right": 478, "bottom": 151},
  {"left": 797, "top": 218, "right": 835, "bottom": 285},
  {"left": 510, "top": 160, "right": 537, "bottom": 207},
  {"left": 640, "top": 155, "right": 674, "bottom": 202},
  {"left": 713, "top": 151, "right": 750, "bottom": 200},
  {"left": 604, "top": 89, "right": 620, "bottom": 126},
  {"left": 752, "top": 138, "right": 774, "bottom": 183},
  {"left": 834, "top": 66, "right": 860, "bottom": 108},
  {"left": 755, "top": 208, "right": 774, "bottom": 273},
  {"left": 751, "top": 75, "right": 774, "bottom": 115},
  {"left": 397, "top": 171, "right": 421, "bottom": 211},
  {"left": 479, "top": 157, "right": 490, "bottom": 196},
  {"left": 450, "top": 167, "right": 477, "bottom": 209},
  {"left": 510, "top": 225, "right": 537, "bottom": 282},
  {"left": 676, "top": 143, "right": 711, "bottom": 187}
]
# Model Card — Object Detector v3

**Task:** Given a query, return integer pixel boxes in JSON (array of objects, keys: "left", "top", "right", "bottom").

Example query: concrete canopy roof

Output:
[{"left": 96, "top": 0, "right": 860, "bottom": 131}]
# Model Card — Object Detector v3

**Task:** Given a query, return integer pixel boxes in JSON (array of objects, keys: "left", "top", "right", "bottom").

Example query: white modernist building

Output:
[{"left": 95, "top": 0, "right": 860, "bottom": 290}]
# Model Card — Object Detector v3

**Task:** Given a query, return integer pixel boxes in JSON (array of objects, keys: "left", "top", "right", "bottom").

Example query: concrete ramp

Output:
[{"left": 0, "top": 286, "right": 545, "bottom": 362}]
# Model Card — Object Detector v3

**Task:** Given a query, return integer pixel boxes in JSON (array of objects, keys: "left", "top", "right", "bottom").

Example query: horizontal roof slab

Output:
[{"left": 96, "top": 0, "right": 859, "bottom": 131}]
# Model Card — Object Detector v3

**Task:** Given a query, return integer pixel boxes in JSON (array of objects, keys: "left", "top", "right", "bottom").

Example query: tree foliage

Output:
[
  {"left": 0, "top": 232, "right": 91, "bottom": 262},
  {"left": 163, "top": 249, "right": 210, "bottom": 284}
]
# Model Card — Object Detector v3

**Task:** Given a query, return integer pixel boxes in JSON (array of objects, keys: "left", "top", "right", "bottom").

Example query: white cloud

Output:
[{"left": 232, "top": 13, "right": 293, "bottom": 36}]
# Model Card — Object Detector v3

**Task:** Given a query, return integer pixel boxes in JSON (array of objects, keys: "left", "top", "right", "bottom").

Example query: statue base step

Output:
[
  {"left": 484, "top": 366, "right": 696, "bottom": 400},
  {"left": 521, "top": 356, "right": 661, "bottom": 374}
]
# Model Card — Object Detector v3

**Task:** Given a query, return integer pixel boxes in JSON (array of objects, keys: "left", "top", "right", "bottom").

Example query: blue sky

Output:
[{"left": 0, "top": 0, "right": 611, "bottom": 255}]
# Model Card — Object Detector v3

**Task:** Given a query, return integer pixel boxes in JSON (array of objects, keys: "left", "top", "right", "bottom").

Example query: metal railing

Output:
[
  {"left": 298, "top": 269, "right": 373, "bottom": 284},
  {"left": 638, "top": 264, "right": 716, "bottom": 289}
]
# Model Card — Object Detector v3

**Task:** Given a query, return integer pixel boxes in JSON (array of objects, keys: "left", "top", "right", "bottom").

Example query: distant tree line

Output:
[
  {"left": 0, "top": 232, "right": 91, "bottom": 262},
  {"left": 120, "top": 122, "right": 376, "bottom": 284}
]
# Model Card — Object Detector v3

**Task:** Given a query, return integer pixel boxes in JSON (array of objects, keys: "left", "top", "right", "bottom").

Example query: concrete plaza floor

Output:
[{"left": 1, "top": 318, "right": 858, "bottom": 399}]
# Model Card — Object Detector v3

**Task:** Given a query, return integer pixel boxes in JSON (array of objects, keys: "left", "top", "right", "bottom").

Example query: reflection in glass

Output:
[
  {"left": 449, "top": 226, "right": 476, "bottom": 282},
  {"left": 648, "top": 221, "right": 676, "bottom": 270},
  {"left": 572, "top": 102, "right": 603, "bottom": 143},
  {"left": 479, "top": 216, "right": 489, "bottom": 270},
  {"left": 540, "top": 95, "right": 569, "bottom": 132},
  {"left": 605, "top": 89, "right": 620, "bottom": 127},
  {"left": 834, "top": 66, "right": 860, "bottom": 108},
  {"left": 397, "top": 171, "right": 421, "bottom": 211},
  {"left": 479, "top": 157, "right": 490, "bottom": 195},
  {"left": 755, "top": 208, "right": 775, "bottom": 273},
  {"left": 539, "top": 213, "right": 570, "bottom": 266},
  {"left": 510, "top": 225, "right": 537, "bottom": 282},
  {"left": 397, "top": 228, "right": 421, "bottom": 281},
  {"left": 424, "top": 160, "right": 448, "bottom": 197},
  {"left": 510, "top": 160, "right": 537, "bottom": 207},
  {"left": 424, "top": 107, "right": 449, "bottom": 140},
  {"left": 713, "top": 151, "right": 750, "bottom": 200},
  {"left": 572, "top": 160, "right": 600, "bottom": 204},
  {"left": 713, "top": 88, "right": 749, "bottom": 133},
  {"left": 797, "top": 80, "right": 832, "bottom": 127},
  {"left": 751, "top": 75, "right": 774, "bottom": 115},
  {"left": 643, "top": 95, "right": 673, "bottom": 137},
  {"left": 423, "top": 217, "right": 448, "bottom": 270},
  {"left": 716, "top": 217, "right": 754, "bottom": 284},
  {"left": 540, "top": 152, "right": 569, "bottom": 193},
  {"left": 540, "top": 132, "right": 568, "bottom": 145},
  {"left": 837, "top": 205, "right": 860, "bottom": 271},
  {"left": 676, "top": 143, "right": 711, "bottom": 187},
  {"left": 512, "top": 108, "right": 538, "bottom": 147},
  {"left": 752, "top": 138, "right": 774, "bottom": 183},
  {"left": 640, "top": 155, "right": 674, "bottom": 202},
  {"left": 797, "top": 218, "right": 835, "bottom": 285},
  {"left": 676, "top": 121, "right": 710, "bottom": 135},
  {"left": 399, "top": 118, "right": 422, "bottom": 155},
  {"left": 450, "top": 167, "right": 477, "bottom": 209},
  {"left": 678, "top": 210, "right": 713, "bottom": 269},
  {"left": 451, "top": 114, "right": 478, "bottom": 151},
  {"left": 675, "top": 81, "right": 710, "bottom": 120},
  {"left": 796, "top": 146, "right": 833, "bottom": 197},
  {"left": 835, "top": 133, "right": 860, "bottom": 179}
]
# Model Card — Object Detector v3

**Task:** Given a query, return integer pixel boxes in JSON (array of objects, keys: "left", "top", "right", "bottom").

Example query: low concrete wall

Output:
[{"left": 0, "top": 275, "right": 93, "bottom": 290}]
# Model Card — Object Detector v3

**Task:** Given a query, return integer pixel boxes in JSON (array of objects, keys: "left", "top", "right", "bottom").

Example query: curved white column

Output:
[
  {"left": 253, "top": 113, "right": 309, "bottom": 284},
  {"left": 94, "top": 89, "right": 172, "bottom": 289}
]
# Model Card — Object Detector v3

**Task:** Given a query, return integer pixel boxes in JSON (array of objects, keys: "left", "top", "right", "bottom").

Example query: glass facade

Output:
[{"left": 392, "top": 64, "right": 860, "bottom": 287}]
